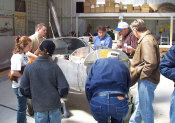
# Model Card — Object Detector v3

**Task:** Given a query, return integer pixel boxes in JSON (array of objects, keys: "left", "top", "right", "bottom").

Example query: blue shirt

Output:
[
  {"left": 94, "top": 34, "right": 112, "bottom": 50},
  {"left": 159, "top": 45, "right": 175, "bottom": 83},
  {"left": 85, "top": 58, "right": 131, "bottom": 102}
]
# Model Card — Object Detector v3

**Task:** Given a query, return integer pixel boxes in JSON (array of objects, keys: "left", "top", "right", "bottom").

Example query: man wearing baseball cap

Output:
[{"left": 115, "top": 21, "right": 137, "bottom": 57}]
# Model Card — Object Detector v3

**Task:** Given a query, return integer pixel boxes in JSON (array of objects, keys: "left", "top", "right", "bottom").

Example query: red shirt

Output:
[{"left": 122, "top": 30, "right": 137, "bottom": 49}]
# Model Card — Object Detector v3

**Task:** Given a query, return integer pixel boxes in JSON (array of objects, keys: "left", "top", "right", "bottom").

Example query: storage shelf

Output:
[
  {"left": 75, "top": 12, "right": 175, "bottom": 46},
  {"left": 77, "top": 13, "right": 175, "bottom": 18}
]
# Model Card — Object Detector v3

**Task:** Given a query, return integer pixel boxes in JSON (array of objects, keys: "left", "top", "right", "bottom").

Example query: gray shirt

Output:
[{"left": 20, "top": 56, "right": 69, "bottom": 112}]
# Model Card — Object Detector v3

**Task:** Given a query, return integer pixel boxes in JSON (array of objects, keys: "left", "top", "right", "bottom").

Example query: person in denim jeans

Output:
[
  {"left": 159, "top": 45, "right": 175, "bottom": 123},
  {"left": 10, "top": 36, "right": 32, "bottom": 123},
  {"left": 85, "top": 56, "right": 131, "bottom": 123},
  {"left": 129, "top": 19, "right": 160, "bottom": 123},
  {"left": 13, "top": 88, "right": 27, "bottom": 123},
  {"left": 20, "top": 40, "right": 69, "bottom": 123}
]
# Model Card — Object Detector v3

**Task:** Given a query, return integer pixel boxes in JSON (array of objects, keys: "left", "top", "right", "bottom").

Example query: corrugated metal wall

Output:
[
  {"left": 54, "top": 0, "right": 79, "bottom": 36},
  {"left": 27, "top": 0, "right": 49, "bottom": 35},
  {"left": 0, "top": 0, "right": 15, "bottom": 12},
  {"left": 0, "top": 0, "right": 14, "bottom": 36},
  {"left": 54, "top": 0, "right": 175, "bottom": 37}
]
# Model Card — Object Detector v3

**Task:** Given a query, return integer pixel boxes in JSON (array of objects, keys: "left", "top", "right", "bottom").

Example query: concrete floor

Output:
[{"left": 0, "top": 73, "right": 174, "bottom": 123}]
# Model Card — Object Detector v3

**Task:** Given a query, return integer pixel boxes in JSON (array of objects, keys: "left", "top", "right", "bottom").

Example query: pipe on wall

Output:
[{"left": 48, "top": 0, "right": 62, "bottom": 37}]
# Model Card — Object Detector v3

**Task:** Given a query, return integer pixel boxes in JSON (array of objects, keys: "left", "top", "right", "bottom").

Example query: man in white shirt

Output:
[{"left": 29, "top": 23, "right": 47, "bottom": 53}]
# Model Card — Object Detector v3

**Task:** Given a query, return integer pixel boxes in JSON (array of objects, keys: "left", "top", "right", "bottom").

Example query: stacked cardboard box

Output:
[
  {"left": 96, "top": 4, "right": 105, "bottom": 13},
  {"left": 105, "top": 0, "right": 115, "bottom": 13},
  {"left": 91, "top": 4, "right": 96, "bottom": 13},
  {"left": 134, "top": 6, "right": 141, "bottom": 13},
  {"left": 83, "top": 0, "right": 157, "bottom": 13},
  {"left": 127, "top": 4, "right": 133, "bottom": 13},
  {"left": 114, "top": 3, "right": 120, "bottom": 13},
  {"left": 84, "top": 1, "right": 91, "bottom": 13},
  {"left": 142, "top": 4, "right": 151, "bottom": 13},
  {"left": 90, "top": 0, "right": 96, "bottom": 4},
  {"left": 119, "top": 2, "right": 123, "bottom": 11},
  {"left": 118, "top": 2, "right": 127, "bottom": 13}
]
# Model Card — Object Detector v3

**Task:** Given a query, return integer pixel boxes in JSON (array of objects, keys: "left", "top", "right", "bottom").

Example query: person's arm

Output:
[
  {"left": 19, "top": 66, "right": 32, "bottom": 98},
  {"left": 159, "top": 46, "right": 175, "bottom": 81},
  {"left": 126, "top": 68, "right": 131, "bottom": 93},
  {"left": 126, "top": 46, "right": 135, "bottom": 55},
  {"left": 11, "top": 71, "right": 22, "bottom": 78},
  {"left": 85, "top": 63, "right": 95, "bottom": 102},
  {"left": 27, "top": 51, "right": 37, "bottom": 58},
  {"left": 93, "top": 37, "right": 97, "bottom": 50},
  {"left": 56, "top": 66, "right": 69, "bottom": 98},
  {"left": 140, "top": 39, "right": 159, "bottom": 80},
  {"left": 10, "top": 54, "right": 23, "bottom": 81}
]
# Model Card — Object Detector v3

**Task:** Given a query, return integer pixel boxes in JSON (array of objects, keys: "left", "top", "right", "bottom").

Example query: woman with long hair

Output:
[{"left": 10, "top": 36, "right": 32, "bottom": 123}]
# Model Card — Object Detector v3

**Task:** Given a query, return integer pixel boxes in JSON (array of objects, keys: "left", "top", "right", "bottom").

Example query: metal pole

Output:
[
  {"left": 76, "top": 14, "right": 78, "bottom": 37},
  {"left": 48, "top": 0, "right": 62, "bottom": 37},
  {"left": 71, "top": 0, "right": 73, "bottom": 32},
  {"left": 49, "top": 9, "right": 55, "bottom": 39},
  {"left": 170, "top": 16, "right": 173, "bottom": 46},
  {"left": 25, "top": 0, "right": 28, "bottom": 35}
]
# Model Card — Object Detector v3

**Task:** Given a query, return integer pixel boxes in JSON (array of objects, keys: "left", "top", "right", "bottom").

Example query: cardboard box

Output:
[
  {"left": 96, "top": 5, "right": 105, "bottom": 13},
  {"left": 105, "top": 1, "right": 115, "bottom": 7},
  {"left": 106, "top": 0, "right": 115, "bottom": 2},
  {"left": 114, "top": 3, "right": 120, "bottom": 12},
  {"left": 115, "top": 7, "right": 120, "bottom": 12},
  {"left": 142, "top": 8, "right": 150, "bottom": 13},
  {"left": 142, "top": 4, "right": 149, "bottom": 8},
  {"left": 141, "top": 3, "right": 152, "bottom": 13},
  {"left": 91, "top": 4, "right": 96, "bottom": 13},
  {"left": 84, "top": 2, "right": 91, "bottom": 6},
  {"left": 134, "top": 6, "right": 141, "bottom": 10},
  {"left": 90, "top": 0, "right": 96, "bottom": 4},
  {"left": 149, "top": 4, "right": 159, "bottom": 12},
  {"left": 120, "top": 10, "right": 127, "bottom": 13},
  {"left": 105, "top": 6, "right": 115, "bottom": 13},
  {"left": 119, "top": 2, "right": 123, "bottom": 10},
  {"left": 134, "top": 10, "right": 141, "bottom": 13},
  {"left": 127, "top": 4, "right": 133, "bottom": 13},
  {"left": 84, "top": 6, "right": 91, "bottom": 13}
]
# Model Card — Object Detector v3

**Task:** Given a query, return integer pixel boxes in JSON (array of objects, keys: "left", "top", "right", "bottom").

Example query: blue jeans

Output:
[
  {"left": 129, "top": 79, "right": 157, "bottom": 123},
  {"left": 90, "top": 91, "right": 128, "bottom": 123},
  {"left": 34, "top": 108, "right": 62, "bottom": 123},
  {"left": 170, "top": 89, "right": 175, "bottom": 123},
  {"left": 13, "top": 88, "right": 27, "bottom": 123}
]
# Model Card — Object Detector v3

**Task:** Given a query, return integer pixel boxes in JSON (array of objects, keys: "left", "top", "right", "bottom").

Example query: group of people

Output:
[
  {"left": 10, "top": 23, "right": 69, "bottom": 123},
  {"left": 93, "top": 21, "right": 137, "bottom": 58},
  {"left": 86, "top": 18, "right": 175, "bottom": 123},
  {"left": 9, "top": 19, "right": 175, "bottom": 123}
]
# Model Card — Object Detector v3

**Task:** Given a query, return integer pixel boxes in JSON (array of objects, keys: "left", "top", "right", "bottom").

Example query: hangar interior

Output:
[{"left": 0, "top": 0, "right": 175, "bottom": 123}]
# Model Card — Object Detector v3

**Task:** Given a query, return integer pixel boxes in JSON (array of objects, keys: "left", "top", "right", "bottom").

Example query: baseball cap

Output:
[
  {"left": 39, "top": 40, "right": 55, "bottom": 56},
  {"left": 115, "top": 22, "right": 129, "bottom": 31}
]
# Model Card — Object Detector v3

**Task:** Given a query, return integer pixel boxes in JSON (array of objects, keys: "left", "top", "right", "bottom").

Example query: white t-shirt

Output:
[{"left": 11, "top": 53, "right": 28, "bottom": 88}]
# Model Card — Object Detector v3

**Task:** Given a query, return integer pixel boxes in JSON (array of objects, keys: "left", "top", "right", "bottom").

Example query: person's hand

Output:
[
  {"left": 116, "top": 43, "right": 122, "bottom": 49},
  {"left": 126, "top": 46, "right": 135, "bottom": 54}
]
